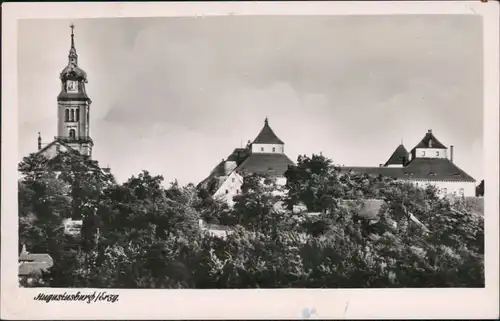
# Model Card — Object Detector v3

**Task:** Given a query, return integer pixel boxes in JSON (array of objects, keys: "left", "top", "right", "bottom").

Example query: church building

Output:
[
  {"left": 199, "top": 118, "right": 295, "bottom": 205},
  {"left": 341, "top": 129, "right": 476, "bottom": 197},
  {"left": 35, "top": 24, "right": 94, "bottom": 162}
]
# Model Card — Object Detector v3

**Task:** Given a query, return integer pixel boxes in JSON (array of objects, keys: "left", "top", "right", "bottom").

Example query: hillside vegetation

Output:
[{"left": 18, "top": 153, "right": 484, "bottom": 288}]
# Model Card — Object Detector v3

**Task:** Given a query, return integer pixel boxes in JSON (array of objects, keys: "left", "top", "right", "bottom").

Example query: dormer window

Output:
[{"left": 272, "top": 147, "right": 276, "bottom": 152}]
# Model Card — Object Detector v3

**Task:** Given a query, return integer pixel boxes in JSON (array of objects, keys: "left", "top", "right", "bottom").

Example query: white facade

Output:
[
  {"left": 214, "top": 172, "right": 288, "bottom": 206},
  {"left": 411, "top": 179, "right": 475, "bottom": 197},
  {"left": 413, "top": 148, "right": 448, "bottom": 159},
  {"left": 213, "top": 171, "right": 244, "bottom": 205},
  {"left": 251, "top": 143, "right": 284, "bottom": 154}
]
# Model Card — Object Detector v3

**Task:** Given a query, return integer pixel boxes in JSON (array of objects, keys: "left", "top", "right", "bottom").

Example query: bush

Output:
[{"left": 18, "top": 153, "right": 484, "bottom": 288}]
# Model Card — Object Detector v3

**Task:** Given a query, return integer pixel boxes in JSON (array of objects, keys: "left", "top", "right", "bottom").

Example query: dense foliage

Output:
[{"left": 18, "top": 152, "right": 484, "bottom": 288}]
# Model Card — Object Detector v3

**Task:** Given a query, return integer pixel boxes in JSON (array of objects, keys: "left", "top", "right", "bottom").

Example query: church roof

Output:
[
  {"left": 412, "top": 130, "right": 447, "bottom": 150},
  {"left": 341, "top": 158, "right": 475, "bottom": 182},
  {"left": 384, "top": 144, "right": 409, "bottom": 166},
  {"left": 37, "top": 138, "right": 78, "bottom": 156},
  {"left": 252, "top": 118, "right": 285, "bottom": 145},
  {"left": 235, "top": 153, "right": 295, "bottom": 177}
]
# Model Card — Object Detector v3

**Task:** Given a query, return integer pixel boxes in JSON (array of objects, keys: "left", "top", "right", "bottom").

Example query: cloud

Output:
[{"left": 18, "top": 15, "right": 483, "bottom": 184}]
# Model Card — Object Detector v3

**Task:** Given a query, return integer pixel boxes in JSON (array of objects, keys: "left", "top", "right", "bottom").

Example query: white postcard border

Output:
[{"left": 2, "top": 1, "right": 499, "bottom": 319}]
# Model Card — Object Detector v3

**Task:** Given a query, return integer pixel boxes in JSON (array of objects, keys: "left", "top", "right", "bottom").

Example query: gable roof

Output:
[
  {"left": 252, "top": 118, "right": 285, "bottom": 145},
  {"left": 19, "top": 252, "right": 53, "bottom": 276},
  {"left": 412, "top": 130, "right": 447, "bottom": 150},
  {"left": 235, "top": 153, "right": 295, "bottom": 177},
  {"left": 384, "top": 144, "right": 409, "bottom": 166},
  {"left": 341, "top": 158, "right": 475, "bottom": 182},
  {"left": 36, "top": 138, "right": 78, "bottom": 157}
]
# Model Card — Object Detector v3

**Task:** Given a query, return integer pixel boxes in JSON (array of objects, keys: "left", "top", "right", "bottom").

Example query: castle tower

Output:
[
  {"left": 410, "top": 129, "right": 448, "bottom": 160},
  {"left": 249, "top": 117, "right": 285, "bottom": 154},
  {"left": 56, "top": 24, "right": 93, "bottom": 158}
]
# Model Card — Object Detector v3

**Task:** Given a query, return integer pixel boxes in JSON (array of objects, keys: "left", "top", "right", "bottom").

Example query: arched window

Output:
[
  {"left": 65, "top": 109, "right": 70, "bottom": 122},
  {"left": 76, "top": 108, "right": 80, "bottom": 122},
  {"left": 69, "top": 129, "right": 76, "bottom": 139},
  {"left": 70, "top": 109, "right": 75, "bottom": 122}
]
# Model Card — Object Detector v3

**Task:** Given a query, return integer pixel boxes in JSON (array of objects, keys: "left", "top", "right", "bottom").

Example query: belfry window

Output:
[
  {"left": 70, "top": 109, "right": 75, "bottom": 122},
  {"left": 76, "top": 109, "right": 80, "bottom": 122},
  {"left": 65, "top": 109, "right": 70, "bottom": 122},
  {"left": 69, "top": 129, "right": 76, "bottom": 139}
]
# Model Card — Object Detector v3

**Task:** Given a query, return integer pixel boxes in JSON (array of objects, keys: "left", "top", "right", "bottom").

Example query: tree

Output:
[{"left": 476, "top": 179, "right": 484, "bottom": 197}]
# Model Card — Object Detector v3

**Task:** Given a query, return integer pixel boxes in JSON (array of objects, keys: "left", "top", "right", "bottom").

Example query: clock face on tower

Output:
[{"left": 66, "top": 80, "right": 78, "bottom": 93}]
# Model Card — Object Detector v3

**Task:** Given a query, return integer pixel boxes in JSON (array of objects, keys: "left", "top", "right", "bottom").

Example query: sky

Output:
[{"left": 18, "top": 15, "right": 483, "bottom": 186}]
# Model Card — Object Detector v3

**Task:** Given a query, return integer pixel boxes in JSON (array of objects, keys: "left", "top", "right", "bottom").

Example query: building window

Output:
[
  {"left": 87, "top": 111, "right": 89, "bottom": 122},
  {"left": 76, "top": 108, "right": 80, "bottom": 122},
  {"left": 69, "top": 129, "right": 76, "bottom": 139},
  {"left": 236, "top": 189, "right": 239, "bottom": 194},
  {"left": 231, "top": 178, "right": 235, "bottom": 183},
  {"left": 65, "top": 109, "right": 70, "bottom": 122},
  {"left": 272, "top": 147, "right": 276, "bottom": 152},
  {"left": 260, "top": 147, "right": 264, "bottom": 152},
  {"left": 459, "top": 188, "right": 464, "bottom": 196},
  {"left": 225, "top": 189, "right": 229, "bottom": 194},
  {"left": 422, "top": 151, "right": 426, "bottom": 157},
  {"left": 436, "top": 151, "right": 439, "bottom": 157},
  {"left": 70, "top": 109, "right": 75, "bottom": 122}
]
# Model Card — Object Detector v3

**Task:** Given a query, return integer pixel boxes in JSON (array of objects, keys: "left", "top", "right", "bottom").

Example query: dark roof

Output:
[
  {"left": 235, "top": 153, "right": 295, "bottom": 177},
  {"left": 384, "top": 144, "right": 409, "bottom": 166},
  {"left": 226, "top": 148, "right": 250, "bottom": 164},
  {"left": 341, "top": 158, "right": 475, "bottom": 182},
  {"left": 252, "top": 118, "right": 285, "bottom": 145},
  {"left": 412, "top": 130, "right": 447, "bottom": 150}
]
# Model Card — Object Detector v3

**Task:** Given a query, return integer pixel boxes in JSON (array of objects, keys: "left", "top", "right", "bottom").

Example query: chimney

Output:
[
  {"left": 37, "top": 132, "right": 42, "bottom": 150},
  {"left": 450, "top": 145, "right": 454, "bottom": 163}
]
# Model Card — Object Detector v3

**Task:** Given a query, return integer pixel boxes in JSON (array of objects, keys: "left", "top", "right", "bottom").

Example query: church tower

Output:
[{"left": 56, "top": 24, "right": 93, "bottom": 158}]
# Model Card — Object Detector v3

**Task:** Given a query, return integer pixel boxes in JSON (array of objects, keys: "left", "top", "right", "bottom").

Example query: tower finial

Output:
[
  {"left": 264, "top": 117, "right": 268, "bottom": 125},
  {"left": 68, "top": 23, "right": 78, "bottom": 65}
]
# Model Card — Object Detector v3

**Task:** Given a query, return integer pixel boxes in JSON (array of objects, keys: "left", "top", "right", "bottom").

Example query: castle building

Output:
[
  {"left": 341, "top": 129, "right": 476, "bottom": 197},
  {"left": 36, "top": 24, "right": 94, "bottom": 161},
  {"left": 199, "top": 118, "right": 295, "bottom": 205}
]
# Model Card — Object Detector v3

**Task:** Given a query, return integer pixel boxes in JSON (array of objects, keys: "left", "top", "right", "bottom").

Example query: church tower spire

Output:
[
  {"left": 68, "top": 23, "right": 78, "bottom": 66},
  {"left": 56, "top": 24, "right": 93, "bottom": 159}
]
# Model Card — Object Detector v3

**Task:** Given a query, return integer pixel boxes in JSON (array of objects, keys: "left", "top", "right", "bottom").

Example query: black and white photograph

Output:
[{"left": 2, "top": 1, "right": 499, "bottom": 319}]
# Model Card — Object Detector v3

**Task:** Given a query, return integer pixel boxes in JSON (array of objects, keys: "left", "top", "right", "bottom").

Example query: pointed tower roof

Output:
[
  {"left": 384, "top": 144, "right": 409, "bottom": 166},
  {"left": 252, "top": 118, "right": 284, "bottom": 144},
  {"left": 60, "top": 24, "right": 87, "bottom": 82},
  {"left": 412, "top": 129, "right": 447, "bottom": 149}
]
